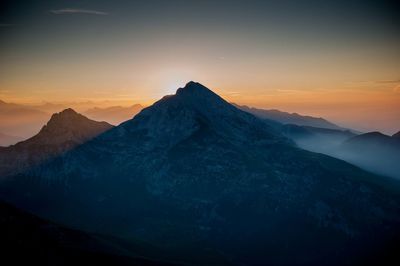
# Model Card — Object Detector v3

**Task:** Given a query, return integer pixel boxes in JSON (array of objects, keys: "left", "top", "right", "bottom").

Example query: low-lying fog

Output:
[{"left": 292, "top": 132, "right": 400, "bottom": 180}]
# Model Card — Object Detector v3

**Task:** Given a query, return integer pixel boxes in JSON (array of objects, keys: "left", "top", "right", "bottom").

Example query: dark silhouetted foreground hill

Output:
[{"left": 0, "top": 200, "right": 175, "bottom": 265}]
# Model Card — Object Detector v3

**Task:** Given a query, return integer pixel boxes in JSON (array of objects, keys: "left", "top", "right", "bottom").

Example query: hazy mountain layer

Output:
[
  {"left": 283, "top": 126, "right": 400, "bottom": 180},
  {"left": 332, "top": 132, "right": 400, "bottom": 179},
  {"left": 0, "top": 132, "right": 22, "bottom": 147},
  {"left": 84, "top": 104, "right": 143, "bottom": 125},
  {"left": 281, "top": 124, "right": 357, "bottom": 153},
  {"left": 0, "top": 100, "right": 51, "bottom": 139},
  {"left": 236, "top": 104, "right": 344, "bottom": 130}
]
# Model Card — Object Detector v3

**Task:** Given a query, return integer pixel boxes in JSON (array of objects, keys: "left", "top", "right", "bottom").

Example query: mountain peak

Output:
[
  {"left": 46, "top": 108, "right": 83, "bottom": 127},
  {"left": 185, "top": 80, "right": 198, "bottom": 87},
  {"left": 0, "top": 109, "right": 113, "bottom": 176},
  {"left": 59, "top": 108, "right": 77, "bottom": 115},
  {"left": 121, "top": 82, "right": 288, "bottom": 148},
  {"left": 176, "top": 81, "right": 215, "bottom": 96},
  {"left": 35, "top": 109, "right": 113, "bottom": 145}
]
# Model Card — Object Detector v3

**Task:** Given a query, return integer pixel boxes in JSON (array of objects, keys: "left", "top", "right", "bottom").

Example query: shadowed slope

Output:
[{"left": 0, "top": 200, "right": 175, "bottom": 265}]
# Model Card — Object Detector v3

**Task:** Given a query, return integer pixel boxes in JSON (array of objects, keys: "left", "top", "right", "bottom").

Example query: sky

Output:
[{"left": 0, "top": 0, "right": 399, "bottom": 134}]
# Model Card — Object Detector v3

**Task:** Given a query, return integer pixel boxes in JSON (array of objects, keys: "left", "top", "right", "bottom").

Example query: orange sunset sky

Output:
[{"left": 0, "top": 0, "right": 399, "bottom": 134}]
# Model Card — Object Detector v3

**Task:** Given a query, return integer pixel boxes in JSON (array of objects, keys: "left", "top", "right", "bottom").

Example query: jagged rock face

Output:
[
  {"left": 0, "top": 109, "right": 113, "bottom": 177},
  {"left": 1, "top": 82, "right": 400, "bottom": 264}
]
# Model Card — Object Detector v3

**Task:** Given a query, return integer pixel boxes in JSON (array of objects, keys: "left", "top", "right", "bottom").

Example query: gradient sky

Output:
[{"left": 0, "top": 0, "right": 399, "bottom": 133}]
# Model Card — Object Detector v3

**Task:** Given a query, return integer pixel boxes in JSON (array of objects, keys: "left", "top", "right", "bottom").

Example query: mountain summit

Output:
[
  {"left": 1, "top": 83, "right": 399, "bottom": 264},
  {"left": 117, "top": 81, "right": 288, "bottom": 149},
  {"left": 0, "top": 109, "right": 112, "bottom": 177},
  {"left": 176, "top": 81, "right": 219, "bottom": 99},
  {"left": 34, "top": 108, "right": 112, "bottom": 145}
]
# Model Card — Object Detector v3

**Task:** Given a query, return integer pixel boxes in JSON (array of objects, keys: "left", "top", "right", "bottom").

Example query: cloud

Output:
[
  {"left": 221, "top": 91, "right": 241, "bottom": 97},
  {"left": 374, "top": 79, "right": 400, "bottom": 84},
  {"left": 50, "top": 8, "right": 108, "bottom": 15}
]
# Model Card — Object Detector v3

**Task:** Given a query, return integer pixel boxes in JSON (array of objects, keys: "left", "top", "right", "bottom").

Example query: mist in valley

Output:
[{"left": 290, "top": 130, "right": 400, "bottom": 180}]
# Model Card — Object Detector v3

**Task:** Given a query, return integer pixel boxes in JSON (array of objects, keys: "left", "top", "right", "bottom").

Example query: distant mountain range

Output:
[
  {"left": 1, "top": 98, "right": 353, "bottom": 146},
  {"left": 0, "top": 100, "right": 140, "bottom": 144},
  {"left": 84, "top": 104, "right": 143, "bottom": 125},
  {"left": 0, "top": 100, "right": 51, "bottom": 140},
  {"left": 1, "top": 82, "right": 399, "bottom": 265},
  {"left": 0, "top": 132, "right": 22, "bottom": 146},
  {"left": 0, "top": 109, "right": 112, "bottom": 177},
  {"left": 236, "top": 104, "right": 345, "bottom": 130}
]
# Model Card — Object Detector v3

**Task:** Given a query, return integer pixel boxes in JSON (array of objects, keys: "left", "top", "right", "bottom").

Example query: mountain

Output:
[
  {"left": 0, "top": 100, "right": 51, "bottom": 139},
  {"left": 343, "top": 132, "right": 396, "bottom": 147},
  {"left": 281, "top": 124, "right": 357, "bottom": 154},
  {"left": 30, "top": 102, "right": 68, "bottom": 113},
  {"left": 1, "top": 82, "right": 399, "bottom": 265},
  {"left": 331, "top": 132, "right": 400, "bottom": 179},
  {"left": 84, "top": 104, "right": 143, "bottom": 125},
  {"left": 236, "top": 104, "right": 344, "bottom": 130},
  {"left": 0, "top": 200, "right": 173, "bottom": 265},
  {"left": 0, "top": 109, "right": 113, "bottom": 177},
  {"left": 392, "top": 131, "right": 400, "bottom": 139},
  {"left": 0, "top": 132, "right": 22, "bottom": 146},
  {"left": 280, "top": 127, "right": 400, "bottom": 180}
]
